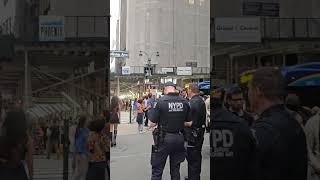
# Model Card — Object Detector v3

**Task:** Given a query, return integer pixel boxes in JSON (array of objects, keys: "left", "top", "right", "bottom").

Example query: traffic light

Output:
[{"left": 0, "top": 35, "right": 14, "bottom": 62}]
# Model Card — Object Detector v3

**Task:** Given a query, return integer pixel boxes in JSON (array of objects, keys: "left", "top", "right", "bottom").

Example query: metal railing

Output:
[
  {"left": 211, "top": 17, "right": 320, "bottom": 40},
  {"left": 0, "top": 16, "right": 109, "bottom": 41}
]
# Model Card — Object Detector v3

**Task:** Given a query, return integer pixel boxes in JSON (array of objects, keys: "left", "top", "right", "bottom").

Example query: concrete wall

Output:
[
  {"left": 0, "top": 0, "right": 109, "bottom": 38},
  {"left": 126, "top": 0, "right": 210, "bottom": 69},
  {"left": 0, "top": 0, "right": 16, "bottom": 24},
  {"left": 120, "top": 0, "right": 127, "bottom": 51},
  {"left": 48, "top": 0, "right": 109, "bottom": 38}
]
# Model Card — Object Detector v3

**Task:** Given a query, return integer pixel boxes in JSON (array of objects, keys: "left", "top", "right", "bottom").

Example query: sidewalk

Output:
[{"left": 111, "top": 111, "right": 210, "bottom": 179}]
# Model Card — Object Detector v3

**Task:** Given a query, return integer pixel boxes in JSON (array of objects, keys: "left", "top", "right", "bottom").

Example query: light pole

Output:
[
  {"left": 139, "top": 51, "right": 159, "bottom": 78},
  {"left": 139, "top": 51, "right": 159, "bottom": 93}
]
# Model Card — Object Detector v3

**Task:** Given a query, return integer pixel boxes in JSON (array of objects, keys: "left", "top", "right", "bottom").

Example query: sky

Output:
[
  {"left": 110, "top": 0, "right": 120, "bottom": 51},
  {"left": 110, "top": 0, "right": 120, "bottom": 72}
]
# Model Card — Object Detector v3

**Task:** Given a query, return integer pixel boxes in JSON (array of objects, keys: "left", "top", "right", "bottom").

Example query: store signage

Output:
[
  {"left": 161, "top": 67, "right": 174, "bottom": 74},
  {"left": 215, "top": 17, "right": 261, "bottom": 42},
  {"left": 177, "top": 67, "right": 192, "bottom": 76},
  {"left": 39, "top": 16, "right": 65, "bottom": 41},
  {"left": 122, "top": 66, "right": 130, "bottom": 75}
]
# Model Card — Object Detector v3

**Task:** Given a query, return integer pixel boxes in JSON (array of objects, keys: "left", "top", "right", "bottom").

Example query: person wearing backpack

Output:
[{"left": 0, "top": 111, "right": 34, "bottom": 180}]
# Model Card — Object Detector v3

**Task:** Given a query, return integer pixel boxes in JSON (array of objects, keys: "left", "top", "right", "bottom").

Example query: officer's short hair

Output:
[
  {"left": 188, "top": 83, "right": 200, "bottom": 93},
  {"left": 251, "top": 67, "right": 286, "bottom": 101}
]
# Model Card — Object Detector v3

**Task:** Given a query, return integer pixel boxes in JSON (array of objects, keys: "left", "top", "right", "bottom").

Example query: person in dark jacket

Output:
[
  {"left": 210, "top": 87, "right": 256, "bottom": 180},
  {"left": 248, "top": 67, "right": 307, "bottom": 180},
  {"left": 226, "top": 86, "right": 254, "bottom": 126},
  {"left": 0, "top": 111, "right": 33, "bottom": 180}
]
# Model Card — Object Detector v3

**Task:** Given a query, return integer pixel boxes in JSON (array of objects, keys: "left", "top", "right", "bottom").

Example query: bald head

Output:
[{"left": 164, "top": 86, "right": 176, "bottom": 94}]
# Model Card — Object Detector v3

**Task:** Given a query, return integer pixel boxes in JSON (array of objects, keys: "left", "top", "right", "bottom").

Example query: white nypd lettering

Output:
[
  {"left": 211, "top": 129, "right": 234, "bottom": 158},
  {"left": 168, "top": 102, "right": 184, "bottom": 112}
]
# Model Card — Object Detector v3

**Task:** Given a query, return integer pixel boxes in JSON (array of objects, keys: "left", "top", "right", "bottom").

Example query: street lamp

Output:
[{"left": 139, "top": 51, "right": 159, "bottom": 77}]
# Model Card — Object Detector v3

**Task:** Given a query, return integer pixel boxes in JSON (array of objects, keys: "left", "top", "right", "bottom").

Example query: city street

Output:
[
  {"left": 33, "top": 155, "right": 110, "bottom": 180},
  {"left": 111, "top": 112, "right": 210, "bottom": 179}
]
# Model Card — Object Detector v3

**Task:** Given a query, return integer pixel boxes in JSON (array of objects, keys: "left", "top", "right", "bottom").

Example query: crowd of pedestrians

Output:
[
  {"left": 0, "top": 97, "right": 110, "bottom": 180},
  {"left": 211, "top": 67, "right": 320, "bottom": 180}
]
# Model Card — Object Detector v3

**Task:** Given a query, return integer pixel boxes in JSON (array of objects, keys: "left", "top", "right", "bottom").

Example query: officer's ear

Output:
[{"left": 255, "top": 86, "right": 264, "bottom": 98}]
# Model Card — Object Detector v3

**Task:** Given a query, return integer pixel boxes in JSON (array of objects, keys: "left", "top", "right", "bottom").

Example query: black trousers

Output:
[
  {"left": 151, "top": 133, "right": 185, "bottom": 180},
  {"left": 144, "top": 111, "right": 149, "bottom": 126},
  {"left": 186, "top": 137, "right": 204, "bottom": 180}
]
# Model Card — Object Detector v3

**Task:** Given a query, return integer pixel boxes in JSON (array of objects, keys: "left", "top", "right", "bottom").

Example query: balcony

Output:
[
  {"left": 0, "top": 15, "right": 109, "bottom": 42},
  {"left": 211, "top": 18, "right": 320, "bottom": 41}
]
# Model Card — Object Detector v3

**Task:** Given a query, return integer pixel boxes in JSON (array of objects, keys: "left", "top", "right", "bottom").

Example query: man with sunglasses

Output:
[{"left": 226, "top": 86, "right": 254, "bottom": 126}]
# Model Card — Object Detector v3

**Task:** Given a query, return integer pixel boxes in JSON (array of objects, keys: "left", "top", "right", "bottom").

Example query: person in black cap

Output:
[
  {"left": 148, "top": 81, "right": 192, "bottom": 180},
  {"left": 184, "top": 83, "right": 207, "bottom": 180}
]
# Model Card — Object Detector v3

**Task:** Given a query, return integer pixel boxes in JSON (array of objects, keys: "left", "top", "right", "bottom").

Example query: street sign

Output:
[
  {"left": 110, "top": 51, "right": 129, "bottom": 58},
  {"left": 186, "top": 62, "right": 198, "bottom": 67},
  {"left": 161, "top": 67, "right": 174, "bottom": 74},
  {"left": 177, "top": 67, "right": 192, "bottom": 76},
  {"left": 214, "top": 17, "right": 261, "bottom": 43},
  {"left": 39, "top": 16, "right": 65, "bottom": 41},
  {"left": 122, "top": 66, "right": 130, "bottom": 75}
]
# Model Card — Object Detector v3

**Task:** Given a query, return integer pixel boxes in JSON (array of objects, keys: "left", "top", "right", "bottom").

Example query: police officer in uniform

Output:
[
  {"left": 248, "top": 67, "right": 307, "bottom": 180},
  {"left": 148, "top": 82, "right": 192, "bottom": 180},
  {"left": 184, "top": 83, "right": 207, "bottom": 180},
  {"left": 210, "top": 88, "right": 256, "bottom": 180}
]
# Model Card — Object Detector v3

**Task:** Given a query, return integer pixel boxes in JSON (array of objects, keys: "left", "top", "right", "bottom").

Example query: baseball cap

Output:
[{"left": 164, "top": 81, "right": 176, "bottom": 87}]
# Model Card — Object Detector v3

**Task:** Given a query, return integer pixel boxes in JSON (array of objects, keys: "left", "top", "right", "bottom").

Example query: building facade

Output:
[
  {"left": 211, "top": 0, "right": 320, "bottom": 85},
  {"left": 126, "top": 0, "right": 210, "bottom": 71},
  {"left": 0, "top": 0, "right": 109, "bottom": 116}
]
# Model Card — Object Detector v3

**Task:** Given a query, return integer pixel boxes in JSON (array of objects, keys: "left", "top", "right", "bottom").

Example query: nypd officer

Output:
[
  {"left": 210, "top": 87, "right": 256, "bottom": 180},
  {"left": 184, "top": 83, "right": 207, "bottom": 180},
  {"left": 148, "top": 82, "right": 192, "bottom": 180}
]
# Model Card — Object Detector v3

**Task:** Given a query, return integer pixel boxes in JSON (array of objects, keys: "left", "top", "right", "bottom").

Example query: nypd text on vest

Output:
[{"left": 168, "top": 102, "right": 184, "bottom": 112}]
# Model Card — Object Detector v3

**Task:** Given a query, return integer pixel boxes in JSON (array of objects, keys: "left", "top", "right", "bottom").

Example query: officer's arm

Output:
[
  {"left": 148, "top": 101, "right": 160, "bottom": 127},
  {"left": 184, "top": 101, "right": 193, "bottom": 127}
]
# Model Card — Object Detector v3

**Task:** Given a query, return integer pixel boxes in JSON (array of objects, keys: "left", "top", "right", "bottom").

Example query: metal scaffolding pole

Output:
[
  {"left": 32, "top": 67, "right": 107, "bottom": 94},
  {"left": 24, "top": 50, "right": 30, "bottom": 110},
  {"left": 117, "top": 76, "right": 120, "bottom": 96}
]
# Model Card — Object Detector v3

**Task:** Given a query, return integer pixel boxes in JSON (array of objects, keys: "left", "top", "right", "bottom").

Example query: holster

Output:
[
  {"left": 184, "top": 127, "right": 205, "bottom": 146},
  {"left": 152, "top": 127, "right": 165, "bottom": 151}
]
